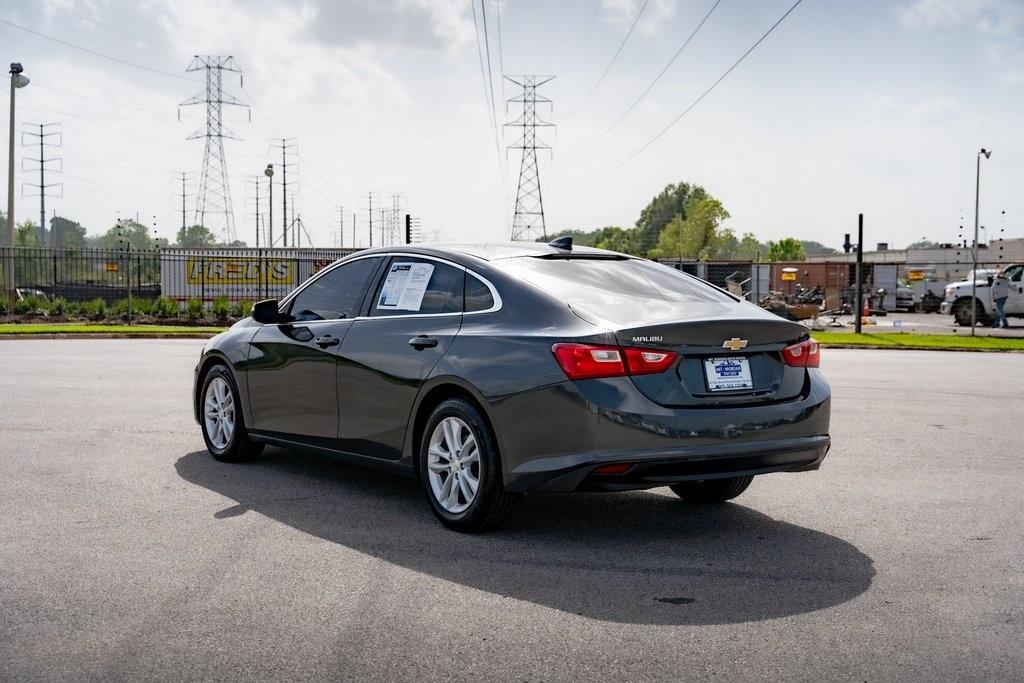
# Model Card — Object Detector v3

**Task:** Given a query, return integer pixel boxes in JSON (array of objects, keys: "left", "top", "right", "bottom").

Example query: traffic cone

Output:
[{"left": 860, "top": 296, "right": 876, "bottom": 326}]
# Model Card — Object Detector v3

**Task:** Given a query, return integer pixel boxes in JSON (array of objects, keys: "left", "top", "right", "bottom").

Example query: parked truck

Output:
[{"left": 941, "top": 264, "right": 1024, "bottom": 326}]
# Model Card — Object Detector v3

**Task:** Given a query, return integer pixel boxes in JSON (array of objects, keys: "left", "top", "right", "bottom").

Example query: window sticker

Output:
[{"left": 377, "top": 262, "right": 435, "bottom": 311}]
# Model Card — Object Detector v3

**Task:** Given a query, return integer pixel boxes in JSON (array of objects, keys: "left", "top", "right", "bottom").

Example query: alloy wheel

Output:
[
  {"left": 427, "top": 416, "right": 481, "bottom": 514},
  {"left": 204, "top": 377, "right": 235, "bottom": 451}
]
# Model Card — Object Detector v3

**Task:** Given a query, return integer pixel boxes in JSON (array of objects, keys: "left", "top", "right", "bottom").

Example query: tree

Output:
[
  {"left": 51, "top": 216, "right": 87, "bottom": 248},
  {"left": 89, "top": 220, "right": 159, "bottom": 250},
  {"left": 766, "top": 237, "right": 806, "bottom": 261},
  {"left": 801, "top": 240, "right": 839, "bottom": 256},
  {"left": 633, "top": 182, "right": 707, "bottom": 257},
  {"left": 14, "top": 220, "right": 42, "bottom": 247},
  {"left": 736, "top": 232, "right": 765, "bottom": 261},
  {"left": 649, "top": 197, "right": 730, "bottom": 260},
  {"left": 175, "top": 224, "right": 218, "bottom": 248},
  {"left": 906, "top": 240, "right": 938, "bottom": 249}
]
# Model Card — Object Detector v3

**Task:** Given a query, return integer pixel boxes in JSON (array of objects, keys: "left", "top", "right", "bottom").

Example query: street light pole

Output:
[
  {"left": 970, "top": 148, "right": 991, "bottom": 334},
  {"left": 5, "top": 63, "right": 29, "bottom": 301},
  {"left": 264, "top": 164, "right": 274, "bottom": 248}
]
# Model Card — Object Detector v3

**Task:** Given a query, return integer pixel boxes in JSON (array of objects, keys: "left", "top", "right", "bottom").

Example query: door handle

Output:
[
  {"left": 315, "top": 335, "right": 340, "bottom": 348},
  {"left": 408, "top": 336, "right": 438, "bottom": 350}
]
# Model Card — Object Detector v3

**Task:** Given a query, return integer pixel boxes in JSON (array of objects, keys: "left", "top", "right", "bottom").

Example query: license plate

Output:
[{"left": 704, "top": 357, "right": 753, "bottom": 392}]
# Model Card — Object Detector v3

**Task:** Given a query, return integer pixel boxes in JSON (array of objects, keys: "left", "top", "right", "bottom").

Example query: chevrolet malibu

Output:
[{"left": 194, "top": 239, "right": 831, "bottom": 531}]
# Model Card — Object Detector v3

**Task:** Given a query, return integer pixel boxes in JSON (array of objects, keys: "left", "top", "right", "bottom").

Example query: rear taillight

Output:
[
  {"left": 552, "top": 343, "right": 678, "bottom": 380},
  {"left": 782, "top": 339, "right": 820, "bottom": 368}
]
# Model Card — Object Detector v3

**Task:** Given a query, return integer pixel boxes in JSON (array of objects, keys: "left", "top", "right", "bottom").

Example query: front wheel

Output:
[
  {"left": 669, "top": 476, "right": 753, "bottom": 504},
  {"left": 952, "top": 298, "right": 990, "bottom": 327},
  {"left": 419, "top": 398, "right": 519, "bottom": 532},
  {"left": 200, "top": 365, "right": 264, "bottom": 463}
]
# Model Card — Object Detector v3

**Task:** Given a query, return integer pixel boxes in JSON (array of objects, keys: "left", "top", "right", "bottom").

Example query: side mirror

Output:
[{"left": 252, "top": 299, "right": 281, "bottom": 324}]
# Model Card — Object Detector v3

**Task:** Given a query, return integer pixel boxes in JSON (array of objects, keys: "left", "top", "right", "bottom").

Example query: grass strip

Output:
[
  {"left": 812, "top": 331, "right": 1024, "bottom": 351},
  {"left": 0, "top": 323, "right": 227, "bottom": 335}
]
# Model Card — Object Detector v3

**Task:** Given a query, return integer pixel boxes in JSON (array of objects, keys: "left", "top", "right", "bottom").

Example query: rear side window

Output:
[
  {"left": 288, "top": 256, "right": 382, "bottom": 321},
  {"left": 371, "top": 257, "right": 464, "bottom": 316},
  {"left": 465, "top": 273, "right": 495, "bottom": 312}
]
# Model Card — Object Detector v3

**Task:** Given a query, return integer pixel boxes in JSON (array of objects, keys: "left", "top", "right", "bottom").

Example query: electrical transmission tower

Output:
[
  {"left": 21, "top": 122, "right": 62, "bottom": 246},
  {"left": 504, "top": 75, "right": 555, "bottom": 241},
  {"left": 180, "top": 56, "right": 249, "bottom": 243}
]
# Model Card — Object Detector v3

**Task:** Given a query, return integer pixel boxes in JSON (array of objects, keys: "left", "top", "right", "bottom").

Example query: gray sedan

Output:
[{"left": 193, "top": 239, "right": 831, "bottom": 531}]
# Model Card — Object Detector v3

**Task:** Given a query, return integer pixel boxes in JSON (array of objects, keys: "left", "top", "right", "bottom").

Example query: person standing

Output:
[{"left": 990, "top": 272, "right": 1010, "bottom": 328}]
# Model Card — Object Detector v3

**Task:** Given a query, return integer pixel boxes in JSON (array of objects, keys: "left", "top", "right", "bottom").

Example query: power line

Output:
[
  {"left": 589, "top": 0, "right": 724, "bottom": 143},
  {"left": 586, "top": 0, "right": 804, "bottom": 179},
  {"left": 565, "top": 2, "right": 601, "bottom": 71},
  {"left": 566, "top": 0, "right": 649, "bottom": 117},
  {"left": 30, "top": 83, "right": 171, "bottom": 115},
  {"left": 495, "top": 0, "right": 506, "bottom": 103},
  {"left": 472, "top": 0, "right": 506, "bottom": 185},
  {"left": 0, "top": 18, "right": 195, "bottom": 81}
]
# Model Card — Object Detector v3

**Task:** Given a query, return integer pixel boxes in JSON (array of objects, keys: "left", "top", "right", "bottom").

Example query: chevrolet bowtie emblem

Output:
[{"left": 722, "top": 337, "right": 748, "bottom": 351}]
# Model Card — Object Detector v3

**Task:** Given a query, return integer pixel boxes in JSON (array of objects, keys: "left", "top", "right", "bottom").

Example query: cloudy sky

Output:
[{"left": 1, "top": 0, "right": 1021, "bottom": 249}]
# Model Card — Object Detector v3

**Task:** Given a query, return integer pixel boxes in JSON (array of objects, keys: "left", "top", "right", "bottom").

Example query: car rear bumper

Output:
[
  {"left": 491, "top": 370, "right": 832, "bottom": 493},
  {"left": 512, "top": 435, "right": 830, "bottom": 492}
]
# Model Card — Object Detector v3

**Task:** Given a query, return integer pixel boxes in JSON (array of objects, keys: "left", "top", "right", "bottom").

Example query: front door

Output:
[
  {"left": 1003, "top": 265, "right": 1024, "bottom": 315},
  {"left": 337, "top": 256, "right": 465, "bottom": 459},
  {"left": 246, "top": 256, "right": 383, "bottom": 440}
]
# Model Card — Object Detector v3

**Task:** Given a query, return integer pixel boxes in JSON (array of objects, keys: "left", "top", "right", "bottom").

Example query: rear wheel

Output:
[
  {"left": 200, "top": 365, "right": 264, "bottom": 463},
  {"left": 669, "top": 476, "right": 753, "bottom": 504},
  {"left": 419, "top": 398, "right": 518, "bottom": 532}
]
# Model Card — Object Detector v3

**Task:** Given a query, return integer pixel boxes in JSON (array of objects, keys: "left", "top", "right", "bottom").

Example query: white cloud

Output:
[{"left": 600, "top": 0, "right": 678, "bottom": 36}]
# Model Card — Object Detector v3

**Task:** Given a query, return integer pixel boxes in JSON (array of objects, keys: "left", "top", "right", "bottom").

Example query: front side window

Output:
[
  {"left": 371, "top": 257, "right": 464, "bottom": 316},
  {"left": 288, "top": 257, "right": 382, "bottom": 321},
  {"left": 1004, "top": 265, "right": 1023, "bottom": 283}
]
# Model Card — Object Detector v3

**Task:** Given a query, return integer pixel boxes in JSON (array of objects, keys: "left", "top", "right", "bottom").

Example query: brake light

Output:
[
  {"left": 552, "top": 343, "right": 678, "bottom": 380},
  {"left": 782, "top": 339, "right": 820, "bottom": 368}
]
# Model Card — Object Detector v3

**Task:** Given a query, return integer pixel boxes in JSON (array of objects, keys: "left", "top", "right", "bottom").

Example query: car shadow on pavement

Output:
[{"left": 176, "top": 448, "right": 874, "bottom": 626}]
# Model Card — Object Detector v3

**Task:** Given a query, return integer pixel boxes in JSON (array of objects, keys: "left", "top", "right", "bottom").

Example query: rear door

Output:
[
  {"left": 246, "top": 256, "right": 383, "bottom": 439},
  {"left": 337, "top": 255, "right": 465, "bottom": 459}
]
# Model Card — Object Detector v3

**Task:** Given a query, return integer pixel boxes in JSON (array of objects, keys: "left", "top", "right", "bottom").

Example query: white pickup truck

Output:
[{"left": 941, "top": 264, "right": 1024, "bottom": 326}]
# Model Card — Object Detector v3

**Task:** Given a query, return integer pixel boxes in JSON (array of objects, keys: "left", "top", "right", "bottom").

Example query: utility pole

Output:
[
  {"left": 181, "top": 172, "right": 187, "bottom": 234},
  {"left": 180, "top": 56, "right": 249, "bottom": 243},
  {"left": 342, "top": 205, "right": 350, "bottom": 248},
  {"left": 505, "top": 75, "right": 555, "bottom": 241},
  {"left": 368, "top": 192, "right": 374, "bottom": 247},
  {"left": 352, "top": 211, "right": 357, "bottom": 249},
  {"left": 405, "top": 213, "right": 411, "bottom": 245},
  {"left": 270, "top": 138, "right": 297, "bottom": 247},
  {"left": 21, "top": 122, "right": 61, "bottom": 245},
  {"left": 971, "top": 148, "right": 992, "bottom": 334},
  {"left": 5, "top": 63, "right": 29, "bottom": 299},
  {"left": 854, "top": 214, "right": 863, "bottom": 335}
]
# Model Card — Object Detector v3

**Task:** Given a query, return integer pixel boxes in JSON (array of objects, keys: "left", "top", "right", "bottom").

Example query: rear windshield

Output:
[{"left": 496, "top": 257, "right": 736, "bottom": 314}]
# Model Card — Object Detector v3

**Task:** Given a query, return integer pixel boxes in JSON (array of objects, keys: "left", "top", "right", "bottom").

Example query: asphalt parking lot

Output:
[{"left": 1, "top": 340, "right": 1022, "bottom": 680}]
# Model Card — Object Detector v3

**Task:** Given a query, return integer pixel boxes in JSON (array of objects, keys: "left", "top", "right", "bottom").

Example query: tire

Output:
[
  {"left": 952, "top": 298, "right": 990, "bottom": 327},
  {"left": 669, "top": 476, "right": 754, "bottom": 504},
  {"left": 418, "top": 398, "right": 519, "bottom": 532},
  {"left": 200, "top": 364, "right": 264, "bottom": 463}
]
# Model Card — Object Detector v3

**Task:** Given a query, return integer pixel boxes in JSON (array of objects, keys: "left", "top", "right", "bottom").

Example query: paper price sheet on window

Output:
[{"left": 377, "top": 262, "right": 435, "bottom": 312}]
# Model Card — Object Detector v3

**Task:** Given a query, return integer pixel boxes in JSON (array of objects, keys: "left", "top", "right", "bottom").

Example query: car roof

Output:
[{"left": 367, "top": 242, "right": 632, "bottom": 262}]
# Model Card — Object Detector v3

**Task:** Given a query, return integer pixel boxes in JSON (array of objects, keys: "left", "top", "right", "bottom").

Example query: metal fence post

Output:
[{"left": 126, "top": 242, "right": 132, "bottom": 326}]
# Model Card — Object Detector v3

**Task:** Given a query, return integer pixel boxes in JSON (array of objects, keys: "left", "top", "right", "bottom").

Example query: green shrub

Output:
[
  {"left": 64, "top": 300, "right": 83, "bottom": 317},
  {"left": 153, "top": 296, "right": 179, "bottom": 319},
  {"left": 0, "top": 295, "right": 10, "bottom": 315},
  {"left": 186, "top": 298, "right": 204, "bottom": 320},
  {"left": 83, "top": 298, "right": 106, "bottom": 321},
  {"left": 13, "top": 298, "right": 33, "bottom": 315},
  {"left": 15, "top": 295, "right": 50, "bottom": 315},
  {"left": 230, "top": 300, "right": 253, "bottom": 318},
  {"left": 50, "top": 297, "right": 68, "bottom": 315},
  {"left": 211, "top": 296, "right": 231, "bottom": 321},
  {"left": 133, "top": 298, "right": 154, "bottom": 316}
]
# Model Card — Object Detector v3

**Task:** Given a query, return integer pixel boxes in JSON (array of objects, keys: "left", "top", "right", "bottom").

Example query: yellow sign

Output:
[
  {"left": 104, "top": 262, "right": 119, "bottom": 272},
  {"left": 907, "top": 270, "right": 925, "bottom": 281},
  {"left": 781, "top": 272, "right": 797, "bottom": 281},
  {"left": 186, "top": 257, "right": 294, "bottom": 285}
]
